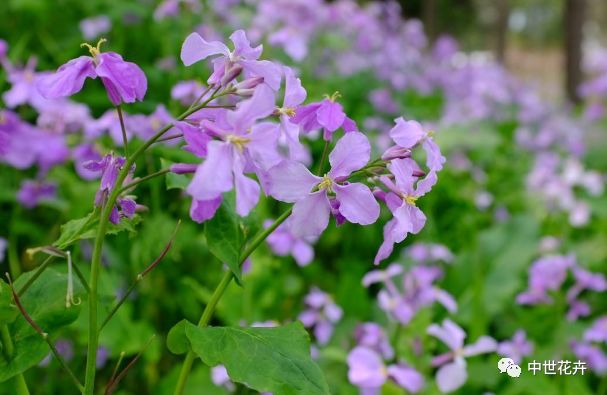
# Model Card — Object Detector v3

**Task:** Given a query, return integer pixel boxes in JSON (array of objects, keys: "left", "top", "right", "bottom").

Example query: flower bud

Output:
[
  {"left": 220, "top": 63, "right": 243, "bottom": 86},
  {"left": 170, "top": 163, "right": 198, "bottom": 174},
  {"left": 381, "top": 145, "right": 411, "bottom": 161},
  {"left": 233, "top": 77, "right": 264, "bottom": 96}
]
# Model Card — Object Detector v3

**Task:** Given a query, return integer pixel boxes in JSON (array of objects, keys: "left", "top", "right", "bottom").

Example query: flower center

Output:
[
  {"left": 277, "top": 107, "right": 296, "bottom": 117},
  {"left": 401, "top": 194, "right": 418, "bottom": 206},
  {"left": 81, "top": 38, "right": 107, "bottom": 59},
  {"left": 317, "top": 174, "right": 334, "bottom": 193},
  {"left": 226, "top": 134, "right": 251, "bottom": 153}
]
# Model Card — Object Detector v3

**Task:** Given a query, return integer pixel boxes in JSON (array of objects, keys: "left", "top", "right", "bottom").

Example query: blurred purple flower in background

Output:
[
  {"left": 264, "top": 219, "right": 315, "bottom": 267},
  {"left": 79, "top": 16, "right": 111, "bottom": 40},
  {"left": 299, "top": 287, "right": 342, "bottom": 345},
  {"left": 497, "top": 330, "right": 533, "bottom": 364}
]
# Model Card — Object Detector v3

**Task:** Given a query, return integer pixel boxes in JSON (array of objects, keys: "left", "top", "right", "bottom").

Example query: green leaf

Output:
[
  {"left": 0, "top": 281, "right": 18, "bottom": 325},
  {"left": 166, "top": 320, "right": 189, "bottom": 355},
  {"left": 183, "top": 321, "right": 331, "bottom": 395},
  {"left": 0, "top": 269, "right": 84, "bottom": 382},
  {"left": 204, "top": 201, "right": 243, "bottom": 283},
  {"left": 53, "top": 212, "right": 96, "bottom": 250},
  {"left": 53, "top": 212, "right": 141, "bottom": 250}
]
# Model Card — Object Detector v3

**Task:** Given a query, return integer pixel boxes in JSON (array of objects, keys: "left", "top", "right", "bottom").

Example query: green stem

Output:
[
  {"left": 116, "top": 106, "right": 129, "bottom": 159},
  {"left": 118, "top": 168, "right": 170, "bottom": 195},
  {"left": 1, "top": 325, "right": 30, "bottom": 395},
  {"left": 83, "top": 93, "right": 226, "bottom": 395},
  {"left": 172, "top": 207, "right": 293, "bottom": 395},
  {"left": 316, "top": 140, "right": 330, "bottom": 175}
]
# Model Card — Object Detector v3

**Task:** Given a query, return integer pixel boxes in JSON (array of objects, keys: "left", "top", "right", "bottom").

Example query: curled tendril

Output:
[{"left": 65, "top": 251, "right": 82, "bottom": 308}]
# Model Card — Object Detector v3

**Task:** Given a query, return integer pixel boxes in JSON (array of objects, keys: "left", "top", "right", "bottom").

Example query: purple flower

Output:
[
  {"left": 186, "top": 85, "right": 280, "bottom": 218},
  {"left": 264, "top": 219, "right": 315, "bottom": 267},
  {"left": 585, "top": 316, "right": 607, "bottom": 344},
  {"left": 171, "top": 80, "right": 205, "bottom": 106},
  {"left": 290, "top": 92, "right": 358, "bottom": 141},
  {"left": 96, "top": 346, "right": 110, "bottom": 369},
  {"left": 274, "top": 66, "right": 309, "bottom": 162},
  {"left": 39, "top": 339, "right": 74, "bottom": 367},
  {"left": 389, "top": 117, "right": 445, "bottom": 172},
  {"left": 211, "top": 365, "right": 235, "bottom": 391},
  {"left": 428, "top": 320, "right": 497, "bottom": 393},
  {"left": 37, "top": 39, "right": 147, "bottom": 106},
  {"left": 363, "top": 264, "right": 456, "bottom": 324},
  {"left": 406, "top": 243, "right": 454, "bottom": 264},
  {"left": 84, "top": 153, "right": 136, "bottom": 224},
  {"left": 347, "top": 346, "right": 424, "bottom": 394},
  {"left": 354, "top": 323, "right": 394, "bottom": 360},
  {"left": 267, "top": 132, "right": 380, "bottom": 237},
  {"left": 2, "top": 57, "right": 50, "bottom": 109},
  {"left": 79, "top": 15, "right": 111, "bottom": 40},
  {"left": 374, "top": 159, "right": 436, "bottom": 264},
  {"left": 298, "top": 287, "right": 342, "bottom": 345},
  {"left": 180, "top": 29, "right": 281, "bottom": 90},
  {"left": 497, "top": 330, "right": 533, "bottom": 364},
  {"left": 566, "top": 267, "right": 607, "bottom": 320},
  {"left": 73, "top": 144, "right": 103, "bottom": 180},
  {"left": 516, "top": 254, "right": 575, "bottom": 305},
  {"left": 17, "top": 180, "right": 57, "bottom": 209},
  {"left": 571, "top": 340, "right": 607, "bottom": 374}
]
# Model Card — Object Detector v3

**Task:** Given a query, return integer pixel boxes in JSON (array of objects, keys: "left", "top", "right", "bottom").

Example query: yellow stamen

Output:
[
  {"left": 80, "top": 38, "right": 107, "bottom": 58},
  {"left": 317, "top": 174, "right": 334, "bottom": 193},
  {"left": 323, "top": 91, "right": 342, "bottom": 102},
  {"left": 226, "top": 134, "right": 251, "bottom": 153},
  {"left": 402, "top": 194, "right": 418, "bottom": 206},
  {"left": 277, "top": 107, "right": 296, "bottom": 117}
]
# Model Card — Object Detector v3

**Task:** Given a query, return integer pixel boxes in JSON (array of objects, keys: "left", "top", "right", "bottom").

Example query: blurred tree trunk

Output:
[
  {"left": 423, "top": 0, "right": 437, "bottom": 42},
  {"left": 564, "top": 0, "right": 586, "bottom": 103},
  {"left": 495, "top": 0, "right": 509, "bottom": 63}
]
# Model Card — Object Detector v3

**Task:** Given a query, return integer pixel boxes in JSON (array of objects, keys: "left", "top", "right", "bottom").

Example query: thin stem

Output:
[
  {"left": 172, "top": 208, "right": 293, "bottom": 395},
  {"left": 6, "top": 275, "right": 84, "bottom": 392},
  {"left": 116, "top": 106, "right": 129, "bottom": 159},
  {"left": 316, "top": 140, "right": 330, "bottom": 175},
  {"left": 0, "top": 325, "right": 30, "bottom": 395},
  {"left": 70, "top": 258, "right": 91, "bottom": 294},
  {"left": 154, "top": 133, "right": 183, "bottom": 144},
  {"left": 17, "top": 255, "right": 54, "bottom": 296},
  {"left": 118, "top": 168, "right": 170, "bottom": 195},
  {"left": 83, "top": 90, "right": 227, "bottom": 394},
  {"left": 99, "top": 221, "right": 180, "bottom": 332},
  {"left": 104, "top": 335, "right": 155, "bottom": 395},
  {"left": 187, "top": 84, "right": 214, "bottom": 111}
]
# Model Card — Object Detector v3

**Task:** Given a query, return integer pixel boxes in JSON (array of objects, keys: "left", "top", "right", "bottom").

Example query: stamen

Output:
[
  {"left": 277, "top": 107, "right": 296, "bottom": 117},
  {"left": 317, "top": 174, "right": 334, "bottom": 193},
  {"left": 65, "top": 251, "right": 81, "bottom": 308},
  {"left": 226, "top": 134, "right": 251, "bottom": 153},
  {"left": 402, "top": 194, "right": 418, "bottom": 206},
  {"left": 80, "top": 38, "right": 107, "bottom": 58}
]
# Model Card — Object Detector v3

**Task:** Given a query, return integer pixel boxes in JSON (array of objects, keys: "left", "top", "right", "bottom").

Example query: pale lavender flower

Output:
[
  {"left": 181, "top": 29, "right": 281, "bottom": 90},
  {"left": 347, "top": 346, "right": 424, "bottom": 394},
  {"left": 264, "top": 219, "right": 315, "bottom": 267},
  {"left": 37, "top": 39, "right": 147, "bottom": 106},
  {"left": 17, "top": 180, "right": 57, "bottom": 208},
  {"left": 497, "top": 330, "right": 533, "bottom": 364},
  {"left": 354, "top": 323, "right": 394, "bottom": 360},
  {"left": 406, "top": 243, "right": 454, "bottom": 264},
  {"left": 96, "top": 346, "right": 110, "bottom": 369},
  {"left": 290, "top": 93, "right": 358, "bottom": 141},
  {"left": 171, "top": 80, "right": 205, "bottom": 106},
  {"left": 585, "top": 316, "right": 607, "bottom": 343},
  {"left": 566, "top": 267, "right": 607, "bottom": 320},
  {"left": 211, "top": 365, "right": 235, "bottom": 391},
  {"left": 428, "top": 319, "right": 497, "bottom": 393},
  {"left": 389, "top": 117, "right": 445, "bottom": 172},
  {"left": 516, "top": 255, "right": 575, "bottom": 305},
  {"left": 79, "top": 16, "right": 111, "bottom": 40},
  {"left": 186, "top": 85, "right": 280, "bottom": 218},
  {"left": 298, "top": 287, "right": 342, "bottom": 345},
  {"left": 73, "top": 143, "right": 103, "bottom": 180},
  {"left": 267, "top": 132, "right": 380, "bottom": 237},
  {"left": 571, "top": 340, "right": 607, "bottom": 374}
]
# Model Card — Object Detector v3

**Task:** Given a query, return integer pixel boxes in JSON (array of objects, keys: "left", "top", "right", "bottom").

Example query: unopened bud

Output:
[
  {"left": 381, "top": 145, "right": 411, "bottom": 161},
  {"left": 220, "top": 63, "right": 243, "bottom": 86},
  {"left": 170, "top": 163, "right": 198, "bottom": 174},
  {"left": 233, "top": 76, "right": 264, "bottom": 96}
]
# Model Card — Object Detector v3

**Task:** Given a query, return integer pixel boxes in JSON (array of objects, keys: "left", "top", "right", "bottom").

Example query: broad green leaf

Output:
[
  {"left": 0, "top": 281, "right": 18, "bottom": 325},
  {"left": 53, "top": 212, "right": 96, "bottom": 250},
  {"left": 166, "top": 320, "right": 189, "bottom": 355},
  {"left": 182, "top": 321, "right": 331, "bottom": 395},
  {"left": 0, "top": 269, "right": 84, "bottom": 382},
  {"left": 53, "top": 212, "right": 141, "bottom": 250},
  {"left": 204, "top": 201, "right": 243, "bottom": 282}
]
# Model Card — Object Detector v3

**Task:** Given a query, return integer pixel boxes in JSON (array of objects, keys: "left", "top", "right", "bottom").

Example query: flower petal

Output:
[
  {"left": 290, "top": 191, "right": 330, "bottom": 237},
  {"left": 189, "top": 196, "right": 223, "bottom": 223},
  {"left": 435, "top": 360, "right": 467, "bottom": 393},
  {"left": 180, "top": 32, "right": 229, "bottom": 66},
  {"left": 334, "top": 182, "right": 380, "bottom": 225},
  {"left": 389, "top": 117, "right": 425, "bottom": 149},
  {"left": 462, "top": 336, "right": 497, "bottom": 357},
  {"left": 267, "top": 160, "right": 320, "bottom": 202},
  {"left": 328, "top": 131, "right": 371, "bottom": 179},
  {"left": 187, "top": 141, "right": 233, "bottom": 200},
  {"left": 36, "top": 56, "right": 96, "bottom": 99},
  {"left": 96, "top": 52, "right": 147, "bottom": 105},
  {"left": 317, "top": 99, "right": 345, "bottom": 132}
]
